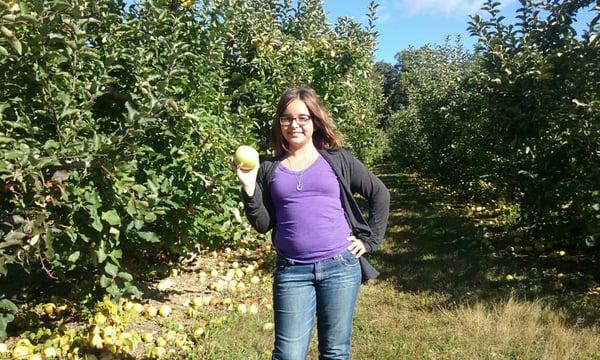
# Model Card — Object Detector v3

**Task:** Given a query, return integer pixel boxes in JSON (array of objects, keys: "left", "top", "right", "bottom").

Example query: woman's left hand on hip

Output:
[{"left": 347, "top": 236, "right": 366, "bottom": 257}]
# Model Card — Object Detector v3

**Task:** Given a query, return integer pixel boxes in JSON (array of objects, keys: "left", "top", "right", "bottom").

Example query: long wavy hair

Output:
[{"left": 271, "top": 86, "right": 343, "bottom": 155}]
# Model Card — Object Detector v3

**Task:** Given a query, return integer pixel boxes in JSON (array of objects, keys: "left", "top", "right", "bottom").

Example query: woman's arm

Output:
[
  {"left": 348, "top": 153, "right": 390, "bottom": 252},
  {"left": 240, "top": 164, "right": 274, "bottom": 234}
]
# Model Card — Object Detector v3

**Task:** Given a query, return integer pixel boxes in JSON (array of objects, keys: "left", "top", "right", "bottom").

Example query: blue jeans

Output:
[{"left": 272, "top": 249, "right": 362, "bottom": 360}]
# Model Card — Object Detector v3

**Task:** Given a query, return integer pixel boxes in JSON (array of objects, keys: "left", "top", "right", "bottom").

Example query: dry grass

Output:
[
  {"left": 185, "top": 167, "right": 600, "bottom": 359},
  {"left": 6, "top": 167, "right": 599, "bottom": 359},
  {"left": 438, "top": 298, "right": 600, "bottom": 359},
  {"left": 194, "top": 281, "right": 600, "bottom": 359}
]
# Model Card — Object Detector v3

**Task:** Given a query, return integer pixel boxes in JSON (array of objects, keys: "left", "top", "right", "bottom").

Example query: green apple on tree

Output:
[{"left": 234, "top": 145, "right": 259, "bottom": 170}]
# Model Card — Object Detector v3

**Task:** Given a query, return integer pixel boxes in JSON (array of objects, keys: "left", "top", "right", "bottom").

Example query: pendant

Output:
[{"left": 296, "top": 183, "right": 303, "bottom": 191}]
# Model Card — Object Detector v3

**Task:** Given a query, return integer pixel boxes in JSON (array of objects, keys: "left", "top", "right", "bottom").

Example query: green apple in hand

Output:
[{"left": 234, "top": 145, "right": 259, "bottom": 170}]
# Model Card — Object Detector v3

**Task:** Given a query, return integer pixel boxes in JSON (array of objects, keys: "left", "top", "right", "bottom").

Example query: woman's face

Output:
[{"left": 280, "top": 99, "right": 314, "bottom": 151}]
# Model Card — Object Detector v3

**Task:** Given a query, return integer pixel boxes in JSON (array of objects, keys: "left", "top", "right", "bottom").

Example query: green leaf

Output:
[
  {"left": 101, "top": 210, "right": 121, "bottom": 226},
  {"left": 138, "top": 231, "right": 160, "bottom": 243},
  {"left": 147, "top": 179, "right": 159, "bottom": 194},
  {"left": 144, "top": 212, "right": 157, "bottom": 223},
  {"left": 104, "top": 262, "right": 119, "bottom": 277},
  {"left": 18, "top": 1, "right": 30, "bottom": 15},
  {"left": 9, "top": 37, "right": 21, "bottom": 55},
  {"left": 60, "top": 108, "right": 79, "bottom": 119},
  {"left": 0, "top": 313, "right": 15, "bottom": 341},
  {"left": 108, "top": 249, "right": 122, "bottom": 263},
  {"left": 117, "top": 272, "right": 133, "bottom": 281},
  {"left": 91, "top": 211, "right": 103, "bottom": 232},
  {"left": 126, "top": 199, "right": 136, "bottom": 216},
  {"left": 67, "top": 251, "right": 80, "bottom": 262},
  {"left": 3, "top": 150, "right": 23, "bottom": 160},
  {"left": 125, "top": 101, "right": 138, "bottom": 121},
  {"left": 99, "top": 274, "right": 112, "bottom": 288},
  {"left": 96, "top": 248, "right": 107, "bottom": 263},
  {"left": 0, "top": 299, "right": 18, "bottom": 313},
  {"left": 131, "top": 184, "right": 147, "bottom": 193}
]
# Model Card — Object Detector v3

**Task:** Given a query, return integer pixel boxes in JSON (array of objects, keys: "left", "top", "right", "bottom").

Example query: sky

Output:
[
  {"left": 322, "top": 0, "right": 598, "bottom": 64},
  {"left": 121, "top": 0, "right": 597, "bottom": 65}
]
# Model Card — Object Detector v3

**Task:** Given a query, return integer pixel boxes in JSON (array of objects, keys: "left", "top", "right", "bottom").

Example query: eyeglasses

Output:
[{"left": 279, "top": 114, "right": 312, "bottom": 126}]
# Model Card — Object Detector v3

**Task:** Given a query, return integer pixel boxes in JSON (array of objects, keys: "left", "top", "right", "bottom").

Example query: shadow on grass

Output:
[{"left": 368, "top": 164, "right": 600, "bottom": 327}]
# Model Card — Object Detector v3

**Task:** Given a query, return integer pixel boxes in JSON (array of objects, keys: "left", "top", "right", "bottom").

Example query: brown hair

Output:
[{"left": 271, "top": 86, "right": 343, "bottom": 154}]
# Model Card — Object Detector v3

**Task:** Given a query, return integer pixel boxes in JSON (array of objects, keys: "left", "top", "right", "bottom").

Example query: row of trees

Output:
[
  {"left": 1, "top": 0, "right": 598, "bottom": 337},
  {"left": 0, "top": 0, "right": 383, "bottom": 313},
  {"left": 382, "top": 0, "right": 599, "bottom": 250}
]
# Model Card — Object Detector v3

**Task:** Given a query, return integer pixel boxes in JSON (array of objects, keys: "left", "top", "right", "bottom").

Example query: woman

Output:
[{"left": 236, "top": 86, "right": 389, "bottom": 359}]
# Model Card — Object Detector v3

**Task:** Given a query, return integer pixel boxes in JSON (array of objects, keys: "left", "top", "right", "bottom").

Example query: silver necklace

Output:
[{"left": 287, "top": 148, "right": 315, "bottom": 191}]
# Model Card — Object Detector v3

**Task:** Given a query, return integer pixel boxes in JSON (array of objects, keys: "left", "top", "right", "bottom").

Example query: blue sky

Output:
[
  {"left": 121, "top": 1, "right": 596, "bottom": 65},
  {"left": 323, "top": 0, "right": 598, "bottom": 64}
]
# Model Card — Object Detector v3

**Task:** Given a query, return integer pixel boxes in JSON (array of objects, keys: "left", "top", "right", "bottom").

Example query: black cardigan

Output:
[{"left": 241, "top": 148, "right": 390, "bottom": 283}]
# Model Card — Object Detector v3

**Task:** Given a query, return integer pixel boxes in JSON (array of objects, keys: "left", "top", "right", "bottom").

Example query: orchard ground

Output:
[{"left": 2, "top": 164, "right": 599, "bottom": 359}]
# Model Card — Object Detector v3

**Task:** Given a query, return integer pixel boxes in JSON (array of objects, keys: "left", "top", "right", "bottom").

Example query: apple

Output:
[
  {"left": 249, "top": 304, "right": 258, "bottom": 314},
  {"left": 132, "top": 303, "right": 145, "bottom": 313},
  {"left": 237, "top": 303, "right": 247, "bottom": 314},
  {"left": 158, "top": 304, "right": 172, "bottom": 317},
  {"left": 234, "top": 145, "right": 259, "bottom": 170},
  {"left": 123, "top": 301, "right": 134, "bottom": 311},
  {"left": 146, "top": 306, "right": 158, "bottom": 317},
  {"left": 142, "top": 333, "right": 154, "bottom": 343},
  {"left": 12, "top": 345, "right": 31, "bottom": 358},
  {"left": 94, "top": 312, "right": 107, "bottom": 325},
  {"left": 103, "top": 326, "right": 116, "bottom": 338},
  {"left": 165, "top": 330, "right": 177, "bottom": 342},
  {"left": 191, "top": 297, "right": 203, "bottom": 308},
  {"left": 193, "top": 327, "right": 205, "bottom": 337},
  {"left": 155, "top": 337, "right": 167, "bottom": 347},
  {"left": 151, "top": 346, "right": 166, "bottom": 358},
  {"left": 43, "top": 347, "right": 57, "bottom": 358},
  {"left": 43, "top": 303, "right": 56, "bottom": 316},
  {"left": 505, "top": 274, "right": 514, "bottom": 281},
  {"left": 262, "top": 322, "right": 274, "bottom": 332},
  {"left": 90, "top": 334, "right": 104, "bottom": 349},
  {"left": 245, "top": 264, "right": 255, "bottom": 274}
]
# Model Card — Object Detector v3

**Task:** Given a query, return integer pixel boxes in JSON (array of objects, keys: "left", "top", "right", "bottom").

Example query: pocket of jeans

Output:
[
  {"left": 274, "top": 257, "right": 290, "bottom": 273},
  {"left": 339, "top": 249, "right": 360, "bottom": 267}
]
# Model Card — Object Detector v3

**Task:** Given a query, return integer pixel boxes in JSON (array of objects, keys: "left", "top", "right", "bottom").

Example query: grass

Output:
[
  {"left": 184, "top": 164, "right": 600, "bottom": 359},
  {"left": 4, "top": 165, "right": 599, "bottom": 359}
]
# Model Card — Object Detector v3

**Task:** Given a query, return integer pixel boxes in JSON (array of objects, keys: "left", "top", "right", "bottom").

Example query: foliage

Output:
[
  {"left": 386, "top": 0, "right": 599, "bottom": 249},
  {"left": 374, "top": 60, "right": 406, "bottom": 113},
  {"left": 217, "top": 0, "right": 385, "bottom": 162},
  {"left": 0, "top": 0, "right": 383, "bottom": 307},
  {"left": 468, "top": 0, "right": 599, "bottom": 248},
  {"left": 0, "top": 298, "right": 17, "bottom": 340},
  {"left": 387, "top": 38, "right": 488, "bottom": 189}
]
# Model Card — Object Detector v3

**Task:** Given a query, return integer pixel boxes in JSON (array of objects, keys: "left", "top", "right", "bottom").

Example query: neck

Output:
[{"left": 287, "top": 144, "right": 317, "bottom": 158}]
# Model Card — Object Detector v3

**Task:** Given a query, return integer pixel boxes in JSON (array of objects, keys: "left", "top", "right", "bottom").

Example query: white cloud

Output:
[
  {"left": 375, "top": 2, "right": 393, "bottom": 23},
  {"left": 388, "top": 0, "right": 517, "bottom": 17}
]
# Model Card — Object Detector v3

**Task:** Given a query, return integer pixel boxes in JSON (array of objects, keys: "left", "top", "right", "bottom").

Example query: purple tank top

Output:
[{"left": 271, "top": 155, "right": 351, "bottom": 263}]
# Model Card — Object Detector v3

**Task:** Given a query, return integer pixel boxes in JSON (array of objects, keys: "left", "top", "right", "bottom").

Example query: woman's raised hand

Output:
[{"left": 234, "top": 163, "right": 259, "bottom": 197}]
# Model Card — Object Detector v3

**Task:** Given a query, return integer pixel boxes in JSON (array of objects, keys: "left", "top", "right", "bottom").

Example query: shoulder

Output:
[
  {"left": 319, "top": 148, "right": 360, "bottom": 166},
  {"left": 257, "top": 154, "right": 283, "bottom": 181}
]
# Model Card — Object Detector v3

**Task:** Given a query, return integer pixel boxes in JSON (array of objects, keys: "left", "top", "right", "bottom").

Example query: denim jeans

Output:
[{"left": 272, "top": 249, "right": 362, "bottom": 360}]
